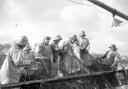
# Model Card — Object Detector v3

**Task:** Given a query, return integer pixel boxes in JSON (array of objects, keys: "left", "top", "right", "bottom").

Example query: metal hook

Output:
[{"left": 112, "top": 9, "right": 117, "bottom": 17}]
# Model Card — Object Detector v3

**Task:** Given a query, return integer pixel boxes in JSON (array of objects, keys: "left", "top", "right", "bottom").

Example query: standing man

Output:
[
  {"left": 35, "top": 36, "right": 53, "bottom": 78},
  {"left": 78, "top": 31, "right": 93, "bottom": 68},
  {"left": 51, "top": 35, "right": 62, "bottom": 63},
  {"left": 51, "top": 35, "right": 62, "bottom": 77},
  {"left": 79, "top": 31, "right": 90, "bottom": 54},
  {"left": 0, "top": 36, "right": 32, "bottom": 85}
]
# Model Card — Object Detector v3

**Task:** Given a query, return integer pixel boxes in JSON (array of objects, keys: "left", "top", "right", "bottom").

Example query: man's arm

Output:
[
  {"left": 111, "top": 52, "right": 121, "bottom": 67},
  {"left": 101, "top": 51, "right": 109, "bottom": 59},
  {"left": 35, "top": 43, "right": 43, "bottom": 57},
  {"left": 35, "top": 43, "right": 47, "bottom": 60},
  {"left": 74, "top": 47, "right": 83, "bottom": 63},
  {"left": 87, "top": 39, "right": 90, "bottom": 53},
  {"left": 11, "top": 50, "right": 32, "bottom": 67}
]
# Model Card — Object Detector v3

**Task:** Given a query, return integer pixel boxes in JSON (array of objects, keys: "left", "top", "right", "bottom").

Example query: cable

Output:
[{"left": 68, "top": 0, "right": 92, "bottom": 6}]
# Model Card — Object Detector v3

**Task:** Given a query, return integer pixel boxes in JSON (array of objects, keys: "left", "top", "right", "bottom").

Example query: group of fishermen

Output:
[{"left": 0, "top": 31, "right": 121, "bottom": 87}]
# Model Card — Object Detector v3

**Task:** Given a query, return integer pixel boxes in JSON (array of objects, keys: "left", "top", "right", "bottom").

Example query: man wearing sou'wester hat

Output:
[{"left": 0, "top": 36, "right": 32, "bottom": 86}]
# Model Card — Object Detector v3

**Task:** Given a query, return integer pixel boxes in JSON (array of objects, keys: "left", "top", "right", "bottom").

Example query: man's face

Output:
[
  {"left": 80, "top": 35, "right": 85, "bottom": 38},
  {"left": 71, "top": 39, "right": 75, "bottom": 43},
  {"left": 45, "top": 39, "right": 50, "bottom": 44},
  {"left": 19, "top": 44, "right": 26, "bottom": 49},
  {"left": 111, "top": 48, "right": 116, "bottom": 51},
  {"left": 25, "top": 49, "right": 31, "bottom": 53},
  {"left": 55, "top": 39, "right": 61, "bottom": 43},
  {"left": 74, "top": 40, "right": 79, "bottom": 45}
]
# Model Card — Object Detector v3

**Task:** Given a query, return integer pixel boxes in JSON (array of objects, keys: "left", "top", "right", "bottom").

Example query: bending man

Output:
[{"left": 0, "top": 36, "right": 32, "bottom": 85}]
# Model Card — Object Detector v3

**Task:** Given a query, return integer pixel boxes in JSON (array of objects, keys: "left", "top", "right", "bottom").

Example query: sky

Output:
[{"left": 0, "top": 0, "right": 128, "bottom": 55}]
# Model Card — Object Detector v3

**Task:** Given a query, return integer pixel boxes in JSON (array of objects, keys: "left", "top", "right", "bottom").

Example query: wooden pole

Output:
[
  {"left": 1, "top": 70, "right": 124, "bottom": 89},
  {"left": 87, "top": 0, "right": 128, "bottom": 20}
]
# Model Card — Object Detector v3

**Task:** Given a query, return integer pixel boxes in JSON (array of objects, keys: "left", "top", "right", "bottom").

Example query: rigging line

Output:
[
  {"left": 68, "top": 0, "right": 98, "bottom": 12},
  {"left": 68, "top": 0, "right": 128, "bottom": 27},
  {"left": 68, "top": 0, "right": 92, "bottom": 6},
  {"left": 121, "top": 21, "right": 128, "bottom": 26}
]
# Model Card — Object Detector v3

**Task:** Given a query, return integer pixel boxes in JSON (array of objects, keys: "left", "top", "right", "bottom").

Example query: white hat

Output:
[
  {"left": 53, "top": 35, "right": 62, "bottom": 41},
  {"left": 79, "top": 31, "right": 86, "bottom": 36},
  {"left": 109, "top": 44, "right": 118, "bottom": 50},
  {"left": 15, "top": 36, "right": 28, "bottom": 45}
]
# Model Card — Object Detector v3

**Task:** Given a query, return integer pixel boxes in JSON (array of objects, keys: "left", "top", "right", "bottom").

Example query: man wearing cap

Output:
[
  {"left": 35, "top": 36, "right": 53, "bottom": 78},
  {"left": 100, "top": 44, "right": 121, "bottom": 68},
  {"left": 0, "top": 36, "right": 32, "bottom": 85},
  {"left": 100, "top": 44, "right": 121, "bottom": 87},
  {"left": 78, "top": 31, "right": 93, "bottom": 67},
  {"left": 51, "top": 35, "right": 62, "bottom": 63},
  {"left": 51, "top": 35, "right": 63, "bottom": 77}
]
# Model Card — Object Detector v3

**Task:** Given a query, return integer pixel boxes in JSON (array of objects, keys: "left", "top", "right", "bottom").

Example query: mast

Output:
[{"left": 87, "top": 0, "right": 128, "bottom": 21}]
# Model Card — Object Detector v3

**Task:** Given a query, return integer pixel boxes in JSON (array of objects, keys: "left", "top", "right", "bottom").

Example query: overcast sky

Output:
[{"left": 0, "top": 0, "right": 128, "bottom": 55}]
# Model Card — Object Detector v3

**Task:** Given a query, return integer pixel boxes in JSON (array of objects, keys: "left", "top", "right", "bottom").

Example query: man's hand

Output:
[
  {"left": 36, "top": 56, "right": 47, "bottom": 60},
  {"left": 98, "top": 56, "right": 103, "bottom": 62},
  {"left": 42, "top": 56, "right": 48, "bottom": 59},
  {"left": 80, "top": 47, "right": 84, "bottom": 50},
  {"left": 23, "top": 60, "right": 32, "bottom": 65},
  {"left": 86, "top": 50, "right": 89, "bottom": 54},
  {"left": 34, "top": 56, "right": 48, "bottom": 63},
  {"left": 78, "top": 59, "right": 83, "bottom": 63},
  {"left": 34, "top": 57, "right": 43, "bottom": 62}
]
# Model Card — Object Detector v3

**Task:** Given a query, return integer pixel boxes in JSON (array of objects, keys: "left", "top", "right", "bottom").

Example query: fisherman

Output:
[
  {"left": 19, "top": 44, "right": 35, "bottom": 83},
  {"left": 62, "top": 35, "right": 77, "bottom": 57},
  {"left": 73, "top": 35, "right": 91, "bottom": 74},
  {"left": 78, "top": 31, "right": 90, "bottom": 53},
  {"left": 61, "top": 35, "right": 79, "bottom": 74},
  {"left": 100, "top": 44, "right": 121, "bottom": 69},
  {"left": 0, "top": 36, "right": 32, "bottom": 85},
  {"left": 35, "top": 36, "right": 53, "bottom": 78},
  {"left": 78, "top": 31, "right": 93, "bottom": 68},
  {"left": 100, "top": 44, "right": 122, "bottom": 87},
  {"left": 51, "top": 35, "right": 63, "bottom": 77}
]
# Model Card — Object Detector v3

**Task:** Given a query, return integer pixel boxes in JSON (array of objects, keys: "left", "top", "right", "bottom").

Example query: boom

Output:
[{"left": 87, "top": 0, "right": 128, "bottom": 20}]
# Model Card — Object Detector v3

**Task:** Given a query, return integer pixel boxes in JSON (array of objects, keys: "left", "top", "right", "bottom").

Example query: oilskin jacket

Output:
[{"left": 0, "top": 45, "right": 31, "bottom": 84}]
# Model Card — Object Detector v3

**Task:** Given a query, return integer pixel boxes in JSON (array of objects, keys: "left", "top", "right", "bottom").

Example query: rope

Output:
[{"left": 68, "top": 0, "right": 92, "bottom": 6}]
